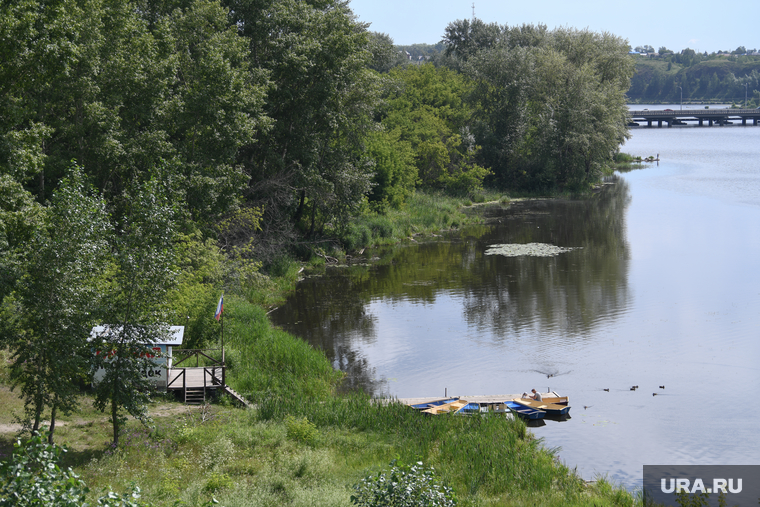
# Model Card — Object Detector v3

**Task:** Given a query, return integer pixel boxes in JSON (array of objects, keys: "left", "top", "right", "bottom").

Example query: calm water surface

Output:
[{"left": 270, "top": 122, "right": 760, "bottom": 489}]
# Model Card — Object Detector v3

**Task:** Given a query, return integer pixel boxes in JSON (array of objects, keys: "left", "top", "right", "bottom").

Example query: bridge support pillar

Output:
[
  {"left": 657, "top": 120, "right": 662, "bottom": 128},
  {"left": 698, "top": 119, "right": 703, "bottom": 127},
  {"left": 755, "top": 119, "right": 759, "bottom": 126},
  {"left": 742, "top": 118, "right": 747, "bottom": 126},
  {"left": 667, "top": 120, "right": 672, "bottom": 128},
  {"left": 647, "top": 120, "right": 652, "bottom": 127},
  {"left": 708, "top": 119, "right": 713, "bottom": 126}
]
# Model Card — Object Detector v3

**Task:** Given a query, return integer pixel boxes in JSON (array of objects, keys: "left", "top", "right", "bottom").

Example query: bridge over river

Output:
[{"left": 629, "top": 108, "right": 760, "bottom": 127}]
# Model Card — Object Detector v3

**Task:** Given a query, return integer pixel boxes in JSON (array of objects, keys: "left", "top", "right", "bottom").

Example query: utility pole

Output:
[
  {"left": 472, "top": 2, "right": 475, "bottom": 19},
  {"left": 678, "top": 85, "right": 683, "bottom": 111}
]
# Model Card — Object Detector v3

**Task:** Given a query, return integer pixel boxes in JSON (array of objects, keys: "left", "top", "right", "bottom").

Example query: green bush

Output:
[
  {"left": 351, "top": 459, "right": 457, "bottom": 507},
  {"left": 0, "top": 432, "right": 88, "bottom": 507},
  {"left": 344, "top": 224, "right": 372, "bottom": 251},
  {"left": 285, "top": 415, "right": 319, "bottom": 446},
  {"left": 203, "top": 472, "right": 233, "bottom": 493},
  {"left": 0, "top": 431, "right": 149, "bottom": 507}
]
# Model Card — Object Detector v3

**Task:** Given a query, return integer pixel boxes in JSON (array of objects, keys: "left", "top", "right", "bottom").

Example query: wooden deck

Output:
[
  {"left": 166, "top": 366, "right": 250, "bottom": 407},
  {"left": 167, "top": 367, "right": 224, "bottom": 389}
]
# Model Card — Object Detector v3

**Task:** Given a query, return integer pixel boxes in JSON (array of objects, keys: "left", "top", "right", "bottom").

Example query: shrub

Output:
[
  {"left": 285, "top": 415, "right": 319, "bottom": 446},
  {"left": 203, "top": 472, "right": 233, "bottom": 493},
  {"left": 0, "top": 431, "right": 149, "bottom": 507},
  {"left": 351, "top": 459, "right": 457, "bottom": 507},
  {"left": 0, "top": 432, "right": 88, "bottom": 507}
]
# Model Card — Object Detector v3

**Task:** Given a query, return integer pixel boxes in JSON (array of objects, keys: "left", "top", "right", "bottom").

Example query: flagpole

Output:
[
  {"left": 221, "top": 295, "right": 225, "bottom": 387},
  {"left": 221, "top": 310, "right": 224, "bottom": 364},
  {"left": 215, "top": 292, "right": 225, "bottom": 387}
]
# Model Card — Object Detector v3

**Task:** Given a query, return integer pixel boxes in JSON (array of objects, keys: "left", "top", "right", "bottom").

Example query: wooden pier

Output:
[
  {"left": 396, "top": 391, "right": 561, "bottom": 407},
  {"left": 166, "top": 349, "right": 250, "bottom": 407}
]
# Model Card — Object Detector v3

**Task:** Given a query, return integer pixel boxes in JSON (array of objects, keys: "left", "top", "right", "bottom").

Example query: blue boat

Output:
[
  {"left": 408, "top": 397, "right": 460, "bottom": 410},
  {"left": 454, "top": 402, "right": 481, "bottom": 415},
  {"left": 505, "top": 401, "right": 546, "bottom": 420}
]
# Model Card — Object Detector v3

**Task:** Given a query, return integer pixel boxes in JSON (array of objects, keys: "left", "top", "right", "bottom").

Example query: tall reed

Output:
[
  {"left": 224, "top": 296, "right": 342, "bottom": 402},
  {"left": 255, "top": 393, "right": 586, "bottom": 501}
]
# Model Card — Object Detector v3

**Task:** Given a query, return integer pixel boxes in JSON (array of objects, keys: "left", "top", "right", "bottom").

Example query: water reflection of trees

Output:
[
  {"left": 270, "top": 176, "right": 632, "bottom": 393},
  {"left": 461, "top": 175, "right": 632, "bottom": 339},
  {"left": 268, "top": 268, "right": 388, "bottom": 394}
]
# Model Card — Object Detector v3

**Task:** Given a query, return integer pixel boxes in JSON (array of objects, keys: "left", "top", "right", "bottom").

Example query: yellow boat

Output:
[
  {"left": 511, "top": 398, "right": 570, "bottom": 416},
  {"left": 540, "top": 395, "right": 569, "bottom": 406},
  {"left": 420, "top": 399, "right": 469, "bottom": 415}
]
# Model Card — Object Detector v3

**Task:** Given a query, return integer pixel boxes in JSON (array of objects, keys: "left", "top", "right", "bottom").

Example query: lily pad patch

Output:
[{"left": 484, "top": 243, "right": 581, "bottom": 257}]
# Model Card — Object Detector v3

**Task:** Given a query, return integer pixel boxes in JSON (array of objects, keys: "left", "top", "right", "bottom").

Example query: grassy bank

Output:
[
  {"left": 339, "top": 189, "right": 508, "bottom": 253},
  {"left": 2, "top": 298, "right": 637, "bottom": 506}
]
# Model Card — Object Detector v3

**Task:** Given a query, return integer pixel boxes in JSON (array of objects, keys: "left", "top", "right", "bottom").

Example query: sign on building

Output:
[{"left": 90, "top": 325, "right": 185, "bottom": 390}]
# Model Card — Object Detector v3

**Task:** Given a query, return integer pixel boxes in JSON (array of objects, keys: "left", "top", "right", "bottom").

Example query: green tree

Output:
[
  {"left": 441, "top": 18, "right": 505, "bottom": 67},
  {"left": 93, "top": 178, "right": 178, "bottom": 446},
  {"left": 381, "top": 64, "right": 489, "bottom": 195},
  {"left": 466, "top": 44, "right": 536, "bottom": 189},
  {"left": 2, "top": 164, "right": 110, "bottom": 442},
  {"left": 459, "top": 24, "right": 633, "bottom": 191},
  {"left": 0, "top": 175, "right": 44, "bottom": 302},
  {"left": 228, "top": 0, "right": 381, "bottom": 241},
  {"left": 364, "top": 129, "right": 417, "bottom": 210},
  {"left": 367, "top": 31, "right": 405, "bottom": 73},
  {"left": 0, "top": 0, "right": 267, "bottom": 223}
]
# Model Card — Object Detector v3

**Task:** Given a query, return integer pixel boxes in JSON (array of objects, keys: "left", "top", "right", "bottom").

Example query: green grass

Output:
[
  {"left": 223, "top": 296, "right": 342, "bottom": 402},
  {"left": 64, "top": 400, "right": 635, "bottom": 506},
  {"left": 340, "top": 189, "right": 508, "bottom": 253}
]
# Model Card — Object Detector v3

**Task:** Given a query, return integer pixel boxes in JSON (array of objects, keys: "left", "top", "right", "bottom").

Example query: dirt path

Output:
[{"left": 0, "top": 403, "right": 194, "bottom": 435}]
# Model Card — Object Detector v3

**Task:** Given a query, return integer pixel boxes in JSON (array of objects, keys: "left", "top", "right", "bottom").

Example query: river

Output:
[{"left": 269, "top": 112, "right": 760, "bottom": 489}]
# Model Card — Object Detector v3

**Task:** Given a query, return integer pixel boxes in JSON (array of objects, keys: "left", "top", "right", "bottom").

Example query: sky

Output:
[{"left": 348, "top": 0, "right": 757, "bottom": 54}]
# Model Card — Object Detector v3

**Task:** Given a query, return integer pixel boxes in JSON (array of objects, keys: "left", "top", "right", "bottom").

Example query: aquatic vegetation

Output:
[{"left": 484, "top": 243, "right": 581, "bottom": 257}]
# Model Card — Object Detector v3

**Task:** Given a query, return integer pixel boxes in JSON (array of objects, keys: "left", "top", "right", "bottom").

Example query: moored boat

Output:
[
  {"left": 408, "top": 397, "right": 460, "bottom": 410},
  {"left": 454, "top": 402, "right": 481, "bottom": 414},
  {"left": 420, "top": 399, "right": 469, "bottom": 415},
  {"left": 504, "top": 401, "right": 546, "bottom": 420},
  {"left": 539, "top": 392, "right": 569, "bottom": 406},
  {"left": 511, "top": 398, "right": 571, "bottom": 416}
]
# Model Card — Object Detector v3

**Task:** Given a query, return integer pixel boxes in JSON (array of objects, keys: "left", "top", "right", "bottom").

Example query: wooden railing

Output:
[
  {"left": 168, "top": 349, "right": 226, "bottom": 390},
  {"left": 167, "top": 368, "right": 185, "bottom": 390},
  {"left": 172, "top": 349, "right": 223, "bottom": 368}
]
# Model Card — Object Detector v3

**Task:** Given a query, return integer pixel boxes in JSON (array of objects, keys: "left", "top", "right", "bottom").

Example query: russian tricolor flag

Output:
[{"left": 215, "top": 294, "right": 224, "bottom": 321}]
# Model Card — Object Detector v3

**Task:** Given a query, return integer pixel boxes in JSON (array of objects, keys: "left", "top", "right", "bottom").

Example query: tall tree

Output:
[
  {"left": 2, "top": 164, "right": 110, "bottom": 442},
  {"left": 380, "top": 64, "right": 489, "bottom": 196},
  {"left": 93, "top": 177, "right": 178, "bottom": 446},
  {"left": 226, "top": 0, "right": 381, "bottom": 245},
  {"left": 0, "top": 0, "right": 268, "bottom": 223},
  {"left": 451, "top": 22, "right": 634, "bottom": 191}
]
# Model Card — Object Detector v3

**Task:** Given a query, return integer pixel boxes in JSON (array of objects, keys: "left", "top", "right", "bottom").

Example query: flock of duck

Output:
[{"left": 602, "top": 385, "right": 665, "bottom": 396}]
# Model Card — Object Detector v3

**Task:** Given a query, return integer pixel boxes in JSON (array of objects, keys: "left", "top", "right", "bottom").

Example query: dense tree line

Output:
[
  {"left": 441, "top": 20, "right": 633, "bottom": 191},
  {"left": 1, "top": 0, "right": 634, "bottom": 439},
  {"left": 627, "top": 53, "right": 760, "bottom": 105}
]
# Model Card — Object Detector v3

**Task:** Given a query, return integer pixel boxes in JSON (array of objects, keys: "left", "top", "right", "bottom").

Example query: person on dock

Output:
[{"left": 522, "top": 389, "right": 542, "bottom": 401}]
